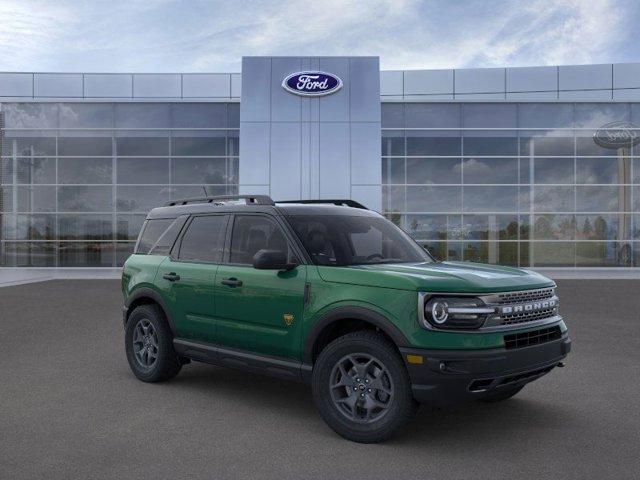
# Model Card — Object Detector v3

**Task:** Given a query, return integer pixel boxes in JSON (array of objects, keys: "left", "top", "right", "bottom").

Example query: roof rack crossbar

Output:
[
  {"left": 275, "top": 199, "right": 368, "bottom": 209},
  {"left": 165, "top": 195, "right": 275, "bottom": 207}
]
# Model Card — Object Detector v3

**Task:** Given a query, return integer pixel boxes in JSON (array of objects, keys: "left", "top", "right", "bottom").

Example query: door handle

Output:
[
  {"left": 163, "top": 272, "right": 181, "bottom": 282},
  {"left": 221, "top": 277, "right": 243, "bottom": 287}
]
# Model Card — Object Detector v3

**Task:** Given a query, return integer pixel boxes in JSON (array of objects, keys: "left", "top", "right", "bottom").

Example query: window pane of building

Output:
[
  {"left": 16, "top": 157, "right": 56, "bottom": 184},
  {"left": 406, "top": 131, "right": 461, "bottom": 156},
  {"left": 462, "top": 157, "right": 517, "bottom": 184},
  {"left": 17, "top": 185, "right": 56, "bottom": 212},
  {"left": 171, "top": 103, "right": 227, "bottom": 128},
  {"left": 59, "top": 103, "right": 113, "bottom": 128},
  {"left": 58, "top": 136, "right": 113, "bottom": 156},
  {"left": 172, "top": 134, "right": 226, "bottom": 156},
  {"left": 381, "top": 103, "right": 404, "bottom": 128},
  {"left": 406, "top": 104, "right": 460, "bottom": 128},
  {"left": 58, "top": 186, "right": 113, "bottom": 212},
  {"left": 463, "top": 186, "right": 518, "bottom": 213},
  {"left": 533, "top": 214, "right": 576, "bottom": 240},
  {"left": 576, "top": 157, "right": 629, "bottom": 184},
  {"left": 406, "top": 158, "right": 461, "bottom": 184},
  {"left": 58, "top": 214, "right": 113, "bottom": 240},
  {"left": 116, "top": 158, "right": 170, "bottom": 184},
  {"left": 116, "top": 136, "right": 169, "bottom": 156},
  {"left": 2, "top": 242, "right": 56, "bottom": 267},
  {"left": 116, "top": 186, "right": 170, "bottom": 213},
  {"left": 534, "top": 186, "right": 575, "bottom": 212},
  {"left": 406, "top": 186, "right": 462, "bottom": 213},
  {"left": 381, "top": 131, "right": 404, "bottom": 156},
  {"left": 534, "top": 158, "right": 574, "bottom": 184},
  {"left": 114, "top": 104, "right": 171, "bottom": 128},
  {"left": 171, "top": 158, "right": 227, "bottom": 184},
  {"left": 382, "top": 158, "right": 405, "bottom": 184},
  {"left": 58, "top": 158, "right": 112, "bottom": 184},
  {"left": 58, "top": 242, "right": 114, "bottom": 267}
]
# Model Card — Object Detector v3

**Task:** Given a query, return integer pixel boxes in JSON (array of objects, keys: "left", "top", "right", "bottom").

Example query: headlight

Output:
[{"left": 421, "top": 296, "right": 495, "bottom": 330}]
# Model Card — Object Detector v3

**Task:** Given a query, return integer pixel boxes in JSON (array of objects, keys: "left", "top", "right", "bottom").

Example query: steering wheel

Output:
[{"left": 365, "top": 253, "right": 384, "bottom": 262}]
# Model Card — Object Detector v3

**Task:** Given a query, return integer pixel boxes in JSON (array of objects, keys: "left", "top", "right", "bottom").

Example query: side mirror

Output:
[{"left": 252, "top": 249, "right": 297, "bottom": 271}]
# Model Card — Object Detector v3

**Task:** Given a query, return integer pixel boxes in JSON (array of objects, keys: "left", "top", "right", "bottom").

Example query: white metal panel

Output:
[
  {"left": 34, "top": 73, "right": 83, "bottom": 97},
  {"left": 380, "top": 71, "right": 403, "bottom": 96},
  {"left": 506, "top": 66, "right": 557, "bottom": 92},
  {"left": 270, "top": 57, "right": 302, "bottom": 122},
  {"left": 270, "top": 122, "right": 302, "bottom": 200},
  {"left": 319, "top": 57, "right": 350, "bottom": 122},
  {"left": 0, "top": 73, "right": 33, "bottom": 97},
  {"left": 404, "top": 69, "right": 453, "bottom": 95},
  {"left": 231, "top": 73, "right": 242, "bottom": 98},
  {"left": 84, "top": 74, "right": 132, "bottom": 97},
  {"left": 351, "top": 122, "right": 381, "bottom": 185},
  {"left": 349, "top": 57, "right": 380, "bottom": 122},
  {"left": 133, "top": 74, "right": 181, "bottom": 97},
  {"left": 239, "top": 122, "right": 270, "bottom": 186},
  {"left": 319, "top": 123, "right": 350, "bottom": 197},
  {"left": 182, "top": 74, "right": 230, "bottom": 97},
  {"left": 455, "top": 68, "right": 504, "bottom": 94},
  {"left": 240, "top": 57, "right": 271, "bottom": 122},
  {"left": 559, "top": 64, "right": 611, "bottom": 91},
  {"left": 613, "top": 63, "right": 640, "bottom": 89},
  {"left": 506, "top": 91, "right": 558, "bottom": 100},
  {"left": 612, "top": 89, "right": 640, "bottom": 101},
  {"left": 558, "top": 89, "right": 612, "bottom": 100}
]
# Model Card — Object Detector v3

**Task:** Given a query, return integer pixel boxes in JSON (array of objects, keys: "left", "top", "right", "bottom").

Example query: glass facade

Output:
[
  {"left": 0, "top": 102, "right": 239, "bottom": 267},
  {"left": 1, "top": 100, "right": 638, "bottom": 269},
  {"left": 382, "top": 103, "right": 639, "bottom": 267}
]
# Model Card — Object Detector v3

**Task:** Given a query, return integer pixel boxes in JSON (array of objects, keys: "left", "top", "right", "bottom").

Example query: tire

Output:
[
  {"left": 312, "top": 331, "right": 417, "bottom": 443},
  {"left": 479, "top": 385, "right": 524, "bottom": 403},
  {"left": 125, "top": 304, "right": 182, "bottom": 383}
]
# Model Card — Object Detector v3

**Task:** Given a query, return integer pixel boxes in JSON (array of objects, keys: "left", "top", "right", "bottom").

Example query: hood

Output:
[{"left": 316, "top": 261, "right": 554, "bottom": 293}]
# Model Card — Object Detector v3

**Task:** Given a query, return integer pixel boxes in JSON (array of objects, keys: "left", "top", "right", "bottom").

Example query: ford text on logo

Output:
[
  {"left": 282, "top": 71, "right": 343, "bottom": 97},
  {"left": 593, "top": 121, "right": 640, "bottom": 149}
]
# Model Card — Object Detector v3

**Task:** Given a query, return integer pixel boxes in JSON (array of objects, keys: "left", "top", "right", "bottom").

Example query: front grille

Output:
[
  {"left": 504, "top": 326, "right": 562, "bottom": 350},
  {"left": 497, "top": 287, "right": 555, "bottom": 304},
  {"left": 501, "top": 307, "right": 557, "bottom": 325},
  {"left": 493, "top": 288, "right": 558, "bottom": 326}
]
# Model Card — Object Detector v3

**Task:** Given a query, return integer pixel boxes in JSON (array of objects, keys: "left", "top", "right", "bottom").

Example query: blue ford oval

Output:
[{"left": 282, "top": 71, "right": 343, "bottom": 97}]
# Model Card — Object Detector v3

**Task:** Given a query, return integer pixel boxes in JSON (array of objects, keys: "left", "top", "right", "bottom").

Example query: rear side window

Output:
[
  {"left": 135, "top": 218, "right": 174, "bottom": 254},
  {"left": 178, "top": 215, "right": 227, "bottom": 263}
]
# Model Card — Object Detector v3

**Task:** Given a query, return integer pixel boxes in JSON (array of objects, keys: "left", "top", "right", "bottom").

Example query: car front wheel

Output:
[{"left": 312, "top": 331, "right": 417, "bottom": 443}]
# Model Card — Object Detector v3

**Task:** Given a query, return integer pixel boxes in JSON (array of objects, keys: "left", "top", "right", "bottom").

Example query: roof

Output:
[{"left": 146, "top": 195, "right": 379, "bottom": 219}]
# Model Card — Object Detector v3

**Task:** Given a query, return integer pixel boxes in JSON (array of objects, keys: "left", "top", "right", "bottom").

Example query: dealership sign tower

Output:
[{"left": 239, "top": 57, "right": 382, "bottom": 210}]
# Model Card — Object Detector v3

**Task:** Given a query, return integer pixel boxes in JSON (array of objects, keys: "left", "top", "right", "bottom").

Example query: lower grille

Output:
[
  {"left": 498, "top": 365, "right": 555, "bottom": 386},
  {"left": 504, "top": 326, "right": 562, "bottom": 350}
]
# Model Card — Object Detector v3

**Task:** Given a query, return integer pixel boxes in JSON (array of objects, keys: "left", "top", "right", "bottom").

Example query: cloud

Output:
[{"left": 0, "top": 0, "right": 637, "bottom": 72}]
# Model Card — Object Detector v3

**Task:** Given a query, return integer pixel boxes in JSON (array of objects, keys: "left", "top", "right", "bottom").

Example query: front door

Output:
[
  {"left": 214, "top": 214, "right": 306, "bottom": 359},
  {"left": 158, "top": 214, "right": 229, "bottom": 343}
]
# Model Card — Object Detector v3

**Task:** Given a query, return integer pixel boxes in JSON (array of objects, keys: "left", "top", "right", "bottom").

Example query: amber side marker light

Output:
[{"left": 406, "top": 354, "right": 424, "bottom": 365}]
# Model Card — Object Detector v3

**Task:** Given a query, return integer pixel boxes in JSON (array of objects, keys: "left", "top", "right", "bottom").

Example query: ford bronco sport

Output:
[{"left": 122, "top": 195, "right": 570, "bottom": 443}]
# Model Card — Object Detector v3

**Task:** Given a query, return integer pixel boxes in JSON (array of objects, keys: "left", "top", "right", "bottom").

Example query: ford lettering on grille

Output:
[{"left": 282, "top": 71, "right": 343, "bottom": 97}]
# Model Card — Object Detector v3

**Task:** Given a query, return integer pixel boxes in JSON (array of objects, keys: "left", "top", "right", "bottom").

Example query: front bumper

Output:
[{"left": 400, "top": 333, "right": 571, "bottom": 407}]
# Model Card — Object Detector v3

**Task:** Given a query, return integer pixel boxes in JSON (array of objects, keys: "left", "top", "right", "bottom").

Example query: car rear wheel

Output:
[
  {"left": 312, "top": 331, "right": 417, "bottom": 443},
  {"left": 479, "top": 385, "right": 524, "bottom": 403},
  {"left": 125, "top": 304, "right": 182, "bottom": 382}
]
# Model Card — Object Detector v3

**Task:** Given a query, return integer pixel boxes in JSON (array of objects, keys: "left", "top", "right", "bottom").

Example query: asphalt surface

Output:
[{"left": 1, "top": 279, "right": 639, "bottom": 480}]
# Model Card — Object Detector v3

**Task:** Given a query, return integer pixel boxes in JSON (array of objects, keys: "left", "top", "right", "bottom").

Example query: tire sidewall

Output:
[{"left": 312, "top": 333, "right": 414, "bottom": 442}]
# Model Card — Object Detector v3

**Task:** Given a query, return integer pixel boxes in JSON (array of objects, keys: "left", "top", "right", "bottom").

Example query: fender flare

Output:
[
  {"left": 124, "top": 287, "right": 176, "bottom": 335},
  {"left": 303, "top": 306, "right": 409, "bottom": 364}
]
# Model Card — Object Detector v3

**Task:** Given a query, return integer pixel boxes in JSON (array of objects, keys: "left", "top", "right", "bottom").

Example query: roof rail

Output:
[
  {"left": 275, "top": 199, "right": 368, "bottom": 209},
  {"left": 165, "top": 195, "right": 275, "bottom": 207}
]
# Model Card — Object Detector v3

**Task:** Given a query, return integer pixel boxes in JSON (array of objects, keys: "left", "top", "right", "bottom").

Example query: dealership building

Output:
[{"left": 0, "top": 57, "right": 639, "bottom": 273}]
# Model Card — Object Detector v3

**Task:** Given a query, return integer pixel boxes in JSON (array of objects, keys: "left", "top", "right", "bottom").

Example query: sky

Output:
[{"left": 0, "top": 0, "right": 638, "bottom": 73}]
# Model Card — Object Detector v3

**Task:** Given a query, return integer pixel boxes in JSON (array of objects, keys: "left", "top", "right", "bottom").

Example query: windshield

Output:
[{"left": 287, "top": 215, "right": 433, "bottom": 266}]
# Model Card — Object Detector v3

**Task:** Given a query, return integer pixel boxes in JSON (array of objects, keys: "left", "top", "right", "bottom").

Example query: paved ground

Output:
[{"left": 1, "top": 280, "right": 639, "bottom": 480}]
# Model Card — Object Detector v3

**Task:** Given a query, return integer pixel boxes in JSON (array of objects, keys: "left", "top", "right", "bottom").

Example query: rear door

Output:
[
  {"left": 214, "top": 214, "right": 307, "bottom": 359},
  {"left": 158, "top": 214, "right": 229, "bottom": 343}
]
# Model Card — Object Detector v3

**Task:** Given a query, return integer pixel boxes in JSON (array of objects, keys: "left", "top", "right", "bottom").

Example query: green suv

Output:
[{"left": 122, "top": 195, "right": 570, "bottom": 443}]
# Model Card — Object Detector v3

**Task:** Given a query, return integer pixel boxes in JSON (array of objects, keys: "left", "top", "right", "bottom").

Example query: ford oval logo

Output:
[
  {"left": 282, "top": 71, "right": 343, "bottom": 97},
  {"left": 593, "top": 121, "right": 640, "bottom": 149}
]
